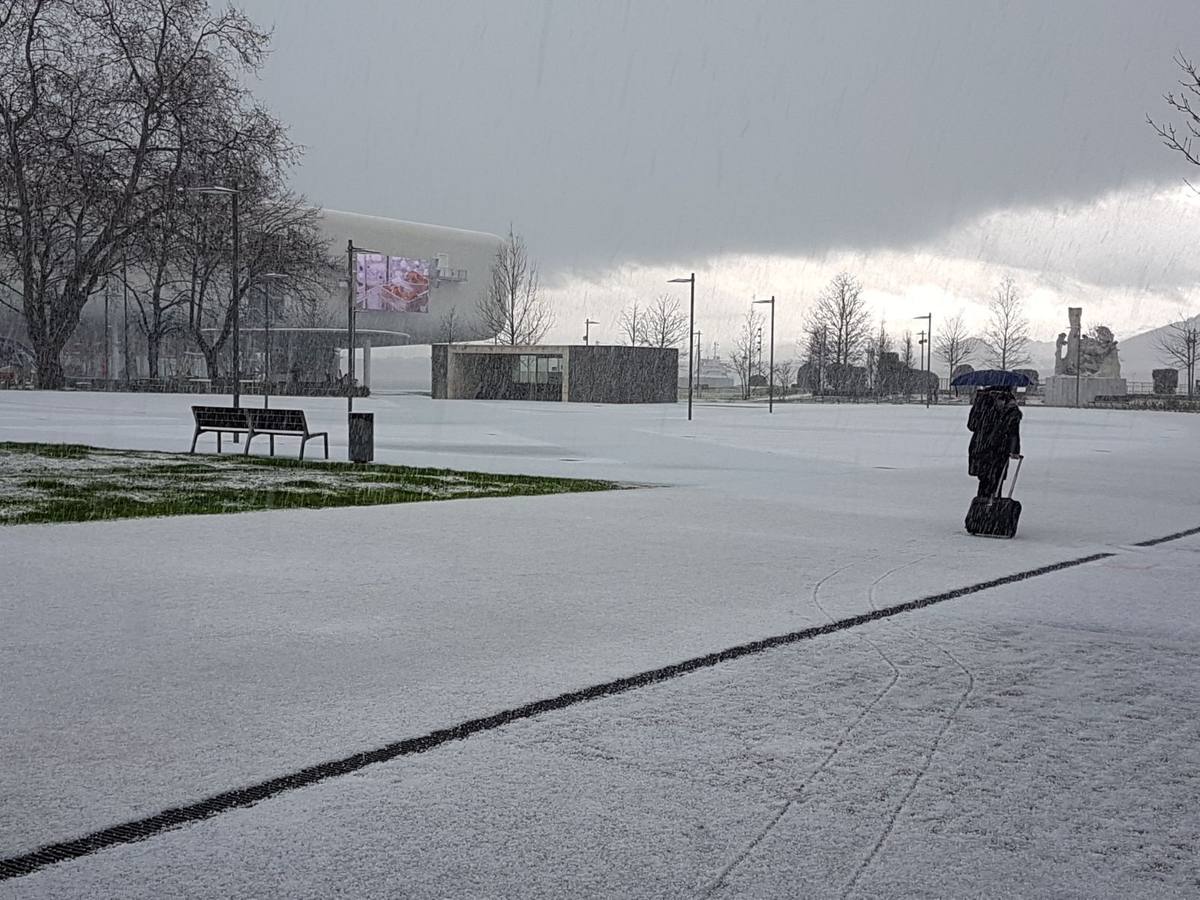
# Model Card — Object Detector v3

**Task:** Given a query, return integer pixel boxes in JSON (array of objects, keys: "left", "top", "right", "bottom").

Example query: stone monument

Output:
[{"left": 1044, "top": 307, "right": 1127, "bottom": 406}]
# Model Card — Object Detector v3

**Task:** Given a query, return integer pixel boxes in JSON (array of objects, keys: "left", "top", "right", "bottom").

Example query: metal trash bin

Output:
[{"left": 348, "top": 412, "right": 374, "bottom": 463}]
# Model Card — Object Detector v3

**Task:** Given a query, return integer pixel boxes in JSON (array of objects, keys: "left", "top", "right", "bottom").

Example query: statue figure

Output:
[
  {"left": 1053, "top": 307, "right": 1120, "bottom": 378},
  {"left": 1084, "top": 325, "right": 1121, "bottom": 378},
  {"left": 1054, "top": 332, "right": 1069, "bottom": 375}
]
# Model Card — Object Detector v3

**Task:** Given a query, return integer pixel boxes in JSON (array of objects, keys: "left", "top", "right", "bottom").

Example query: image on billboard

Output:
[{"left": 355, "top": 254, "right": 431, "bottom": 313}]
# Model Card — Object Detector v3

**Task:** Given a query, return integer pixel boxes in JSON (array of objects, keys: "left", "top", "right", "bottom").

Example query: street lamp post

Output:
[
  {"left": 1080, "top": 336, "right": 1089, "bottom": 410},
  {"left": 1188, "top": 330, "right": 1198, "bottom": 398},
  {"left": 188, "top": 184, "right": 241, "bottom": 409},
  {"left": 918, "top": 330, "right": 926, "bottom": 375},
  {"left": 260, "top": 273, "right": 287, "bottom": 408},
  {"left": 914, "top": 312, "right": 932, "bottom": 408},
  {"left": 818, "top": 326, "right": 827, "bottom": 398},
  {"left": 102, "top": 277, "right": 110, "bottom": 381},
  {"left": 122, "top": 254, "right": 130, "bottom": 384},
  {"left": 669, "top": 273, "right": 696, "bottom": 420},
  {"left": 346, "top": 241, "right": 382, "bottom": 415},
  {"left": 584, "top": 319, "right": 598, "bottom": 345},
  {"left": 753, "top": 296, "right": 775, "bottom": 413}
]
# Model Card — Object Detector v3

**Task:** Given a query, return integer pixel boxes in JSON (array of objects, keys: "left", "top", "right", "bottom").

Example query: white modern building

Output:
[
  {"left": 312, "top": 210, "right": 504, "bottom": 390},
  {"left": 52, "top": 210, "right": 505, "bottom": 390},
  {"left": 316, "top": 209, "right": 503, "bottom": 346}
]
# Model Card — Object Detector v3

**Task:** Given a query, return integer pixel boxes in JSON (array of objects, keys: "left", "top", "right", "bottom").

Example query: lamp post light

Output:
[
  {"left": 753, "top": 296, "right": 776, "bottom": 413},
  {"left": 1187, "top": 329, "right": 1198, "bottom": 399},
  {"left": 668, "top": 273, "right": 696, "bottom": 420},
  {"left": 913, "top": 312, "right": 932, "bottom": 408},
  {"left": 584, "top": 318, "right": 598, "bottom": 346},
  {"left": 188, "top": 184, "right": 241, "bottom": 408},
  {"left": 102, "top": 277, "right": 110, "bottom": 381},
  {"left": 260, "top": 272, "right": 287, "bottom": 408},
  {"left": 346, "top": 241, "right": 382, "bottom": 415},
  {"left": 1080, "top": 336, "right": 1089, "bottom": 408}
]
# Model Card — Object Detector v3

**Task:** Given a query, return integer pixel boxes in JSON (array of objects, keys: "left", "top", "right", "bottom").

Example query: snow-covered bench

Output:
[{"left": 189, "top": 405, "right": 329, "bottom": 459}]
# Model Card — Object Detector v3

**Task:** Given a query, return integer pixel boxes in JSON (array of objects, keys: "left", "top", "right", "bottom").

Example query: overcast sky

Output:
[{"left": 241, "top": 0, "right": 1199, "bottom": 347}]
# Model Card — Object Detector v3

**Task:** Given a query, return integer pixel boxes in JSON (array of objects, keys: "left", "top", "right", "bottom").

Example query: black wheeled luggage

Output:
[{"left": 965, "top": 456, "right": 1023, "bottom": 538}]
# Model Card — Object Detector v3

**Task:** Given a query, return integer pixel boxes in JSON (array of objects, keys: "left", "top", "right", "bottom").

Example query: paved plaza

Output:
[{"left": 2, "top": 392, "right": 1197, "bottom": 897}]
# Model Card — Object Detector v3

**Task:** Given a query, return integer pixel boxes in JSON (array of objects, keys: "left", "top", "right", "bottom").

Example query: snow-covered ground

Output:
[{"left": 1, "top": 391, "right": 1198, "bottom": 896}]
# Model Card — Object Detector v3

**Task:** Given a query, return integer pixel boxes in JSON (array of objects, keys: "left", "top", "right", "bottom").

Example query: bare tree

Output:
[
  {"left": 810, "top": 273, "right": 871, "bottom": 366},
  {"left": 1156, "top": 314, "right": 1200, "bottom": 398},
  {"left": 1148, "top": 53, "right": 1200, "bottom": 188},
  {"left": 126, "top": 235, "right": 187, "bottom": 380},
  {"left": 439, "top": 307, "right": 460, "bottom": 344},
  {"left": 900, "top": 331, "right": 917, "bottom": 398},
  {"left": 934, "top": 311, "right": 977, "bottom": 380},
  {"left": 180, "top": 184, "right": 328, "bottom": 381},
  {"left": 618, "top": 302, "right": 643, "bottom": 345},
  {"left": 731, "top": 308, "right": 765, "bottom": 400},
  {"left": 476, "top": 228, "right": 553, "bottom": 345},
  {"left": 982, "top": 276, "right": 1031, "bottom": 370},
  {"left": 0, "top": 0, "right": 271, "bottom": 388},
  {"left": 870, "top": 320, "right": 893, "bottom": 394},
  {"left": 800, "top": 325, "right": 829, "bottom": 394},
  {"left": 644, "top": 294, "right": 689, "bottom": 348},
  {"left": 808, "top": 272, "right": 871, "bottom": 393},
  {"left": 772, "top": 360, "right": 794, "bottom": 397}
]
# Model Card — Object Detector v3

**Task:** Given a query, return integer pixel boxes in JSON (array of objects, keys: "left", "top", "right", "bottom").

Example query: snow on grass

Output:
[{"left": 0, "top": 442, "right": 619, "bottom": 525}]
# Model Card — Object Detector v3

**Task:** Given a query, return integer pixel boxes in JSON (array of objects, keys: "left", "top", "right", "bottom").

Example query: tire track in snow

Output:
[
  {"left": 700, "top": 555, "right": 927, "bottom": 898},
  {"left": 841, "top": 561, "right": 977, "bottom": 899},
  {"left": 840, "top": 637, "right": 975, "bottom": 899}
]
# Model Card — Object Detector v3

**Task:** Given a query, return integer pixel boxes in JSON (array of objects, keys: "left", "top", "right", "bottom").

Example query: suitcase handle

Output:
[{"left": 1005, "top": 455, "right": 1023, "bottom": 499}]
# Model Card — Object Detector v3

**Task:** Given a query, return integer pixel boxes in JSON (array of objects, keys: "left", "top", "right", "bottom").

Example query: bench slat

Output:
[
  {"left": 246, "top": 408, "right": 308, "bottom": 433},
  {"left": 192, "top": 406, "right": 249, "bottom": 430}
]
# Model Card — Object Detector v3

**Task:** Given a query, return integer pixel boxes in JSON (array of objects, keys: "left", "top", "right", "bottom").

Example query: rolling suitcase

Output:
[{"left": 965, "top": 456, "right": 1023, "bottom": 538}]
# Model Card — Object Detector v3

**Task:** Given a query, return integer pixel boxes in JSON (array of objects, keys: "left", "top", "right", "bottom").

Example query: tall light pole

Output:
[
  {"left": 754, "top": 296, "right": 775, "bottom": 413},
  {"left": 818, "top": 326, "right": 827, "bottom": 397},
  {"left": 1080, "top": 336, "right": 1089, "bottom": 408},
  {"left": 346, "top": 241, "right": 382, "bottom": 414},
  {"left": 260, "top": 273, "right": 287, "bottom": 408},
  {"left": 669, "top": 273, "right": 696, "bottom": 420},
  {"left": 1187, "top": 329, "right": 1198, "bottom": 399},
  {"left": 188, "top": 184, "right": 241, "bottom": 408},
  {"left": 584, "top": 318, "right": 598, "bottom": 345},
  {"left": 121, "top": 254, "right": 130, "bottom": 384},
  {"left": 914, "top": 312, "right": 932, "bottom": 408},
  {"left": 102, "top": 277, "right": 110, "bottom": 380}
]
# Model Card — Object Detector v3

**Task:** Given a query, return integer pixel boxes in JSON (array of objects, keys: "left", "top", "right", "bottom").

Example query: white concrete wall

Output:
[{"left": 317, "top": 210, "right": 503, "bottom": 345}]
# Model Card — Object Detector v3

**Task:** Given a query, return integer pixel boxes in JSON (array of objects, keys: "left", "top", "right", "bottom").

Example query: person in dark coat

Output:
[{"left": 968, "top": 387, "right": 1022, "bottom": 498}]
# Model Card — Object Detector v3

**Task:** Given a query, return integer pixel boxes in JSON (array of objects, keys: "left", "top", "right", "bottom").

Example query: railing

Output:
[{"left": 1091, "top": 394, "right": 1200, "bottom": 413}]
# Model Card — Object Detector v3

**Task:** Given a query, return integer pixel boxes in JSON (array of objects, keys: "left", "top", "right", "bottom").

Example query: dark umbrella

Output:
[{"left": 950, "top": 369, "right": 1031, "bottom": 388}]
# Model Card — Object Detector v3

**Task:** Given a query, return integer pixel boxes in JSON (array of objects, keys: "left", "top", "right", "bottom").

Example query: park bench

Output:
[
  {"left": 189, "top": 405, "right": 329, "bottom": 459},
  {"left": 244, "top": 407, "right": 329, "bottom": 459}
]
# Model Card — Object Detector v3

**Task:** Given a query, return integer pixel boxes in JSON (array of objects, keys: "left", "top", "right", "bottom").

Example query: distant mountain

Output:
[{"left": 1022, "top": 339, "right": 1058, "bottom": 377}]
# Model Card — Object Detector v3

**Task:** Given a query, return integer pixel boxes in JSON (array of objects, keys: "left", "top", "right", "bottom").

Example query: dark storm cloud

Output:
[{"left": 241, "top": 0, "right": 1192, "bottom": 277}]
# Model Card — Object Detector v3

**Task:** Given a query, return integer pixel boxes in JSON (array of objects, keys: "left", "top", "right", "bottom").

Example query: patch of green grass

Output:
[
  {"left": 0, "top": 441, "right": 623, "bottom": 525},
  {"left": 0, "top": 442, "right": 91, "bottom": 460}
]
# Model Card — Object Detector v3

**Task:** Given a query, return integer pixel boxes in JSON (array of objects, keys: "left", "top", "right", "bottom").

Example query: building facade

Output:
[{"left": 433, "top": 344, "right": 678, "bottom": 404}]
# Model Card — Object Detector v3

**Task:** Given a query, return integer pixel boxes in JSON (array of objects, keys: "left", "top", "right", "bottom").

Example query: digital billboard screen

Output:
[{"left": 355, "top": 254, "right": 430, "bottom": 313}]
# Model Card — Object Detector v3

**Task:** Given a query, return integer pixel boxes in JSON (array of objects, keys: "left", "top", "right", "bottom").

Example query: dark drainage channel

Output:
[{"left": 4, "top": 543, "right": 1175, "bottom": 883}]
